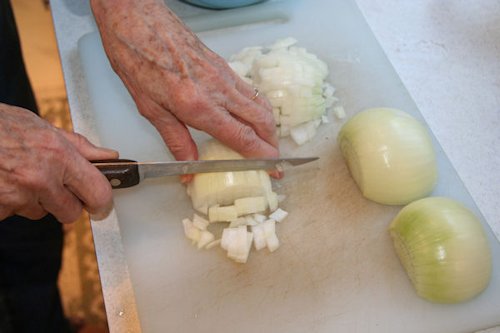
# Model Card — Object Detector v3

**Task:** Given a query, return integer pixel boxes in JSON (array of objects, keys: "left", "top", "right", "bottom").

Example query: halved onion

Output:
[
  {"left": 337, "top": 108, "right": 438, "bottom": 205},
  {"left": 186, "top": 140, "right": 277, "bottom": 215},
  {"left": 389, "top": 197, "right": 492, "bottom": 303}
]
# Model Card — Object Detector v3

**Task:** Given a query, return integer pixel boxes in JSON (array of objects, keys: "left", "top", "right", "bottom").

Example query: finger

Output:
[
  {"left": 39, "top": 185, "right": 83, "bottom": 223},
  {"left": 197, "top": 107, "right": 279, "bottom": 159},
  {"left": 59, "top": 130, "right": 119, "bottom": 160},
  {"left": 133, "top": 93, "right": 199, "bottom": 161},
  {"left": 61, "top": 155, "right": 114, "bottom": 219},
  {"left": 235, "top": 79, "right": 273, "bottom": 110},
  {"left": 231, "top": 80, "right": 279, "bottom": 148}
]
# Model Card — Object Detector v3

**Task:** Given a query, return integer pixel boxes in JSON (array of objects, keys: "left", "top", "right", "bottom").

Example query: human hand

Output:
[
  {"left": 90, "top": 0, "right": 279, "bottom": 165},
  {"left": 0, "top": 103, "right": 119, "bottom": 223}
]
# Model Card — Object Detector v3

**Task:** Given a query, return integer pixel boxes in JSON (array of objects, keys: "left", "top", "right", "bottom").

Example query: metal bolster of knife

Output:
[{"left": 91, "top": 159, "right": 140, "bottom": 189}]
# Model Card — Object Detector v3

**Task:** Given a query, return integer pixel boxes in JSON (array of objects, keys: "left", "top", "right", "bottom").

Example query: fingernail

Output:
[
  {"left": 88, "top": 201, "right": 114, "bottom": 221},
  {"left": 180, "top": 174, "right": 194, "bottom": 184},
  {"left": 269, "top": 169, "right": 284, "bottom": 179}
]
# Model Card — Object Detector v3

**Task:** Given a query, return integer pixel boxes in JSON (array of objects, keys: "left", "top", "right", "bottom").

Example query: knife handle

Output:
[{"left": 91, "top": 159, "right": 140, "bottom": 189}]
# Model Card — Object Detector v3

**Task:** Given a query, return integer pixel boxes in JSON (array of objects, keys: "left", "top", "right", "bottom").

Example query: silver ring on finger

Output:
[{"left": 251, "top": 87, "right": 259, "bottom": 101}]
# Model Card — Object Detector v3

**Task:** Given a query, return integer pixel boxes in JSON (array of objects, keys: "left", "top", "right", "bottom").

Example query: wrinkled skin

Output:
[
  {"left": 90, "top": 0, "right": 279, "bottom": 167},
  {"left": 0, "top": 103, "right": 118, "bottom": 223}
]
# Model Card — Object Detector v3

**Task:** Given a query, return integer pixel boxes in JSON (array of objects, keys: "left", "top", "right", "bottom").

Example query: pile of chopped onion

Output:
[
  {"left": 183, "top": 140, "right": 288, "bottom": 263},
  {"left": 182, "top": 208, "right": 289, "bottom": 263},
  {"left": 229, "top": 37, "right": 343, "bottom": 145}
]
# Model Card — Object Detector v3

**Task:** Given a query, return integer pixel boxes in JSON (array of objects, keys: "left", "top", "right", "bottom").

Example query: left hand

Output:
[{"left": 90, "top": 0, "right": 279, "bottom": 164}]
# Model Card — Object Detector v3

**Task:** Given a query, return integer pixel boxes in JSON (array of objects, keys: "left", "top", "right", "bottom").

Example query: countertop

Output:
[{"left": 50, "top": 0, "right": 500, "bottom": 332}]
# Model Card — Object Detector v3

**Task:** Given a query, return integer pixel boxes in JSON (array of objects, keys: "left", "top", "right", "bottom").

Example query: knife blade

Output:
[{"left": 92, "top": 157, "right": 318, "bottom": 189}]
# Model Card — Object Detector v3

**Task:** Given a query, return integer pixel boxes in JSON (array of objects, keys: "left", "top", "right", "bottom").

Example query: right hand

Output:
[{"left": 0, "top": 103, "right": 119, "bottom": 223}]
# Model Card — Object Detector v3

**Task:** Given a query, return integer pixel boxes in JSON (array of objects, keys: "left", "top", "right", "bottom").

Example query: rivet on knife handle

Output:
[{"left": 92, "top": 159, "right": 140, "bottom": 189}]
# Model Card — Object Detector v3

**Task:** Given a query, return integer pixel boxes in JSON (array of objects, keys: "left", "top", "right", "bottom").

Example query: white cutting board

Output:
[{"left": 78, "top": 0, "right": 500, "bottom": 332}]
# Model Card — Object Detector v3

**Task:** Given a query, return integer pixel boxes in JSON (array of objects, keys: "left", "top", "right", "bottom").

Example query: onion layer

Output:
[
  {"left": 337, "top": 108, "right": 438, "bottom": 205},
  {"left": 389, "top": 197, "right": 492, "bottom": 303},
  {"left": 186, "top": 140, "right": 277, "bottom": 214}
]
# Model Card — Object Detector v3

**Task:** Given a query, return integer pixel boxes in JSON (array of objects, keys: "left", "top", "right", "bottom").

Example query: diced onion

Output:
[
  {"left": 389, "top": 197, "right": 492, "bottom": 303},
  {"left": 197, "top": 230, "right": 215, "bottom": 249},
  {"left": 337, "top": 108, "right": 438, "bottom": 205},
  {"left": 192, "top": 214, "right": 209, "bottom": 230},
  {"left": 251, "top": 224, "right": 267, "bottom": 251},
  {"left": 234, "top": 196, "right": 268, "bottom": 216},
  {"left": 182, "top": 218, "right": 200, "bottom": 244},
  {"left": 208, "top": 205, "right": 238, "bottom": 222},
  {"left": 269, "top": 208, "right": 288, "bottom": 223},
  {"left": 228, "top": 38, "right": 339, "bottom": 145}
]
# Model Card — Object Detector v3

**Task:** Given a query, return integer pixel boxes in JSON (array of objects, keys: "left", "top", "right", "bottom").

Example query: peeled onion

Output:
[
  {"left": 337, "top": 108, "right": 438, "bottom": 205},
  {"left": 186, "top": 140, "right": 277, "bottom": 215},
  {"left": 389, "top": 197, "right": 492, "bottom": 303}
]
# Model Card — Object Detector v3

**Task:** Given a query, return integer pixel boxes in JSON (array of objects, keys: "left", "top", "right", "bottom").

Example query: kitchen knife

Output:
[{"left": 92, "top": 157, "right": 318, "bottom": 189}]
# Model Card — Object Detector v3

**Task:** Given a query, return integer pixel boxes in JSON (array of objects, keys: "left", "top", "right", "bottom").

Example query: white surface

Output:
[
  {"left": 50, "top": 0, "right": 500, "bottom": 331},
  {"left": 76, "top": 1, "right": 500, "bottom": 332}
]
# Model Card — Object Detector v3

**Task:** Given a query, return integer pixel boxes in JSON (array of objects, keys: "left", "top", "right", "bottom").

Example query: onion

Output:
[
  {"left": 186, "top": 140, "right": 278, "bottom": 214},
  {"left": 229, "top": 38, "right": 339, "bottom": 145},
  {"left": 389, "top": 197, "right": 492, "bottom": 303},
  {"left": 337, "top": 108, "right": 438, "bottom": 205}
]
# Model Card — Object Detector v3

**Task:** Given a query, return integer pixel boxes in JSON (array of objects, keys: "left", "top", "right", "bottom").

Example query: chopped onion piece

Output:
[
  {"left": 333, "top": 106, "right": 346, "bottom": 119},
  {"left": 226, "top": 226, "right": 253, "bottom": 263},
  {"left": 262, "top": 219, "right": 276, "bottom": 237},
  {"left": 253, "top": 213, "right": 267, "bottom": 224},
  {"left": 269, "top": 208, "right": 288, "bottom": 223},
  {"left": 322, "top": 82, "right": 336, "bottom": 97},
  {"left": 197, "top": 230, "right": 215, "bottom": 249},
  {"left": 266, "top": 233, "right": 280, "bottom": 252},
  {"left": 262, "top": 219, "right": 280, "bottom": 252},
  {"left": 244, "top": 215, "right": 258, "bottom": 226},
  {"left": 221, "top": 227, "right": 237, "bottom": 251},
  {"left": 182, "top": 218, "right": 201, "bottom": 244},
  {"left": 192, "top": 214, "right": 209, "bottom": 230},
  {"left": 205, "top": 239, "right": 221, "bottom": 250},
  {"left": 251, "top": 224, "right": 267, "bottom": 251},
  {"left": 229, "top": 217, "right": 248, "bottom": 228},
  {"left": 209, "top": 205, "right": 238, "bottom": 222},
  {"left": 290, "top": 118, "right": 321, "bottom": 145},
  {"left": 234, "top": 196, "right": 268, "bottom": 216}
]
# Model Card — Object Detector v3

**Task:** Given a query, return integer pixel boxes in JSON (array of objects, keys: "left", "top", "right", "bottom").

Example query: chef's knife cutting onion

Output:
[
  {"left": 389, "top": 197, "right": 492, "bottom": 303},
  {"left": 337, "top": 108, "right": 438, "bottom": 205}
]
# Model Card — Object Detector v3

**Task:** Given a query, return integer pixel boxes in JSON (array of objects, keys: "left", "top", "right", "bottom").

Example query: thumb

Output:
[{"left": 59, "top": 130, "right": 119, "bottom": 160}]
